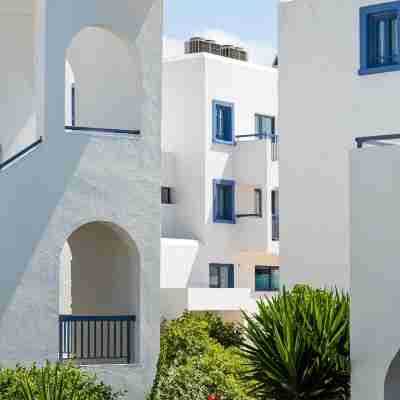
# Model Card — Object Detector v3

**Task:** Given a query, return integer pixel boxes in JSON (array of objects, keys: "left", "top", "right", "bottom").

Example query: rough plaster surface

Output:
[{"left": 0, "top": 1, "right": 162, "bottom": 399}]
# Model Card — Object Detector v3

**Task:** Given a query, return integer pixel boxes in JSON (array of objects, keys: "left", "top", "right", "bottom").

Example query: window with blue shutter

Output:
[
  {"left": 360, "top": 2, "right": 400, "bottom": 75},
  {"left": 212, "top": 100, "right": 235, "bottom": 144},
  {"left": 209, "top": 264, "right": 235, "bottom": 288},
  {"left": 213, "top": 179, "right": 236, "bottom": 224}
]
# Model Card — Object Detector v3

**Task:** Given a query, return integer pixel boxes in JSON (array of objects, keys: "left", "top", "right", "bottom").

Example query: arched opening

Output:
[
  {"left": 0, "top": 1, "right": 38, "bottom": 163},
  {"left": 385, "top": 350, "right": 400, "bottom": 399},
  {"left": 65, "top": 26, "right": 143, "bottom": 134},
  {"left": 59, "top": 222, "right": 140, "bottom": 364}
]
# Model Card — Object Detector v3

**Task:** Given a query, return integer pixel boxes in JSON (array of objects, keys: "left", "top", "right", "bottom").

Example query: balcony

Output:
[{"left": 160, "top": 288, "right": 258, "bottom": 319}]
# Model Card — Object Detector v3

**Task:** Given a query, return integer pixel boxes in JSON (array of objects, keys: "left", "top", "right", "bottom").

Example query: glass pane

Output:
[
  {"left": 390, "top": 18, "right": 399, "bottom": 61},
  {"left": 220, "top": 266, "right": 230, "bottom": 288},
  {"left": 255, "top": 267, "right": 270, "bottom": 291},
  {"left": 210, "top": 265, "right": 219, "bottom": 288},
  {"left": 255, "top": 115, "right": 273, "bottom": 135},
  {"left": 216, "top": 106, "right": 224, "bottom": 139},
  {"left": 271, "top": 269, "right": 280, "bottom": 291},
  {"left": 378, "top": 19, "right": 386, "bottom": 64}
]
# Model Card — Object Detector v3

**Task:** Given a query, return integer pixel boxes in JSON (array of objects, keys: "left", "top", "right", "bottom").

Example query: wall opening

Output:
[
  {"left": 65, "top": 26, "right": 143, "bottom": 133},
  {"left": 59, "top": 221, "right": 140, "bottom": 364},
  {"left": 385, "top": 350, "right": 400, "bottom": 400},
  {"left": 0, "top": 1, "right": 38, "bottom": 162}
]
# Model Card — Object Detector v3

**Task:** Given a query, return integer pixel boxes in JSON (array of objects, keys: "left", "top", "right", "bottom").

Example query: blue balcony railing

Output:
[
  {"left": 59, "top": 315, "right": 136, "bottom": 364},
  {"left": 0, "top": 137, "right": 43, "bottom": 171},
  {"left": 65, "top": 126, "right": 140, "bottom": 136}
]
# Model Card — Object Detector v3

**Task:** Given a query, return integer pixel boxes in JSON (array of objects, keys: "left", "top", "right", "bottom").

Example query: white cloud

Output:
[{"left": 163, "top": 29, "right": 277, "bottom": 66}]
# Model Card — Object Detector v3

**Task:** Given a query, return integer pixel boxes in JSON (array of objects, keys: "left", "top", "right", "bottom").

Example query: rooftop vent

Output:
[{"left": 185, "top": 37, "right": 248, "bottom": 62}]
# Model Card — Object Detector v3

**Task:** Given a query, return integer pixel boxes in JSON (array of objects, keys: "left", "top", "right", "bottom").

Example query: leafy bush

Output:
[
  {"left": 241, "top": 285, "right": 350, "bottom": 400},
  {"left": 0, "top": 362, "right": 126, "bottom": 400},
  {"left": 148, "top": 312, "right": 251, "bottom": 400}
]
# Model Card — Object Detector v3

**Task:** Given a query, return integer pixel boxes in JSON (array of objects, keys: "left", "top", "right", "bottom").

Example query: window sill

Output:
[
  {"left": 358, "top": 64, "right": 400, "bottom": 75},
  {"left": 212, "top": 138, "right": 235, "bottom": 146},
  {"left": 213, "top": 218, "right": 236, "bottom": 224}
]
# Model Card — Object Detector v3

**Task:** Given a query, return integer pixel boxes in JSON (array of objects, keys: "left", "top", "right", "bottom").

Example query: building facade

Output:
[
  {"left": 0, "top": 1, "right": 162, "bottom": 399},
  {"left": 161, "top": 50, "right": 279, "bottom": 321},
  {"left": 280, "top": 0, "right": 400, "bottom": 398}
]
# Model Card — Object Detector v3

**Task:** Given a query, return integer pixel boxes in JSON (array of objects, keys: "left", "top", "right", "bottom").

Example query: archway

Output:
[
  {"left": 59, "top": 221, "right": 140, "bottom": 364},
  {"left": 65, "top": 26, "right": 143, "bottom": 132},
  {"left": 385, "top": 350, "right": 400, "bottom": 399}
]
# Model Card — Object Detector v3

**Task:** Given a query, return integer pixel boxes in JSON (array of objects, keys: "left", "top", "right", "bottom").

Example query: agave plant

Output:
[
  {"left": 240, "top": 285, "right": 350, "bottom": 400},
  {"left": 16, "top": 362, "right": 83, "bottom": 400}
]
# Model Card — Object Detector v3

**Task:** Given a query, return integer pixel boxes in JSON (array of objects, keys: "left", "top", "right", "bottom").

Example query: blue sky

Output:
[{"left": 163, "top": 0, "right": 278, "bottom": 65}]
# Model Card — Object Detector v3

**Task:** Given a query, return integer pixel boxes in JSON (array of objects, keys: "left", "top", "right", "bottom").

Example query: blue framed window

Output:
[
  {"left": 213, "top": 179, "right": 236, "bottom": 224},
  {"left": 212, "top": 100, "right": 235, "bottom": 144},
  {"left": 210, "top": 264, "right": 235, "bottom": 288},
  {"left": 255, "top": 266, "right": 279, "bottom": 292},
  {"left": 360, "top": 2, "right": 400, "bottom": 75},
  {"left": 255, "top": 114, "right": 275, "bottom": 137}
]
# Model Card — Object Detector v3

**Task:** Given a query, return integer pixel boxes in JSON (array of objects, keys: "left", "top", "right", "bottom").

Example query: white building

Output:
[
  {"left": 280, "top": 0, "right": 400, "bottom": 399},
  {"left": 160, "top": 42, "right": 279, "bottom": 321},
  {"left": 0, "top": 1, "right": 162, "bottom": 399}
]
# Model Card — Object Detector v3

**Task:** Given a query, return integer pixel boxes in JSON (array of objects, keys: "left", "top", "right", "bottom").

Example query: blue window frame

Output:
[
  {"left": 360, "top": 2, "right": 400, "bottom": 75},
  {"left": 209, "top": 264, "right": 235, "bottom": 288},
  {"left": 212, "top": 100, "right": 235, "bottom": 144},
  {"left": 255, "top": 266, "right": 279, "bottom": 292},
  {"left": 213, "top": 179, "right": 236, "bottom": 224},
  {"left": 255, "top": 114, "right": 275, "bottom": 137}
]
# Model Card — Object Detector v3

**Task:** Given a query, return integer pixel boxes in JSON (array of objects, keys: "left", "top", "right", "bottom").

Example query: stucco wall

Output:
[
  {"left": 0, "top": 1, "right": 37, "bottom": 161},
  {"left": 0, "top": 1, "right": 162, "bottom": 399},
  {"left": 279, "top": 0, "right": 400, "bottom": 290},
  {"left": 351, "top": 146, "right": 400, "bottom": 400}
]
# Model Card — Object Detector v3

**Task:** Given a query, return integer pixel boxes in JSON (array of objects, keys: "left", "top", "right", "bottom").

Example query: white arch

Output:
[{"left": 65, "top": 26, "right": 143, "bottom": 131}]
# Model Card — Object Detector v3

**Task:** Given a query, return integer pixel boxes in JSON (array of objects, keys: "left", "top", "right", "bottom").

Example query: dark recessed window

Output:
[
  {"left": 255, "top": 189, "right": 263, "bottom": 217},
  {"left": 360, "top": 2, "right": 400, "bottom": 75},
  {"left": 213, "top": 100, "right": 235, "bottom": 144},
  {"left": 209, "top": 264, "right": 235, "bottom": 288},
  {"left": 255, "top": 266, "right": 279, "bottom": 292},
  {"left": 272, "top": 189, "right": 279, "bottom": 241},
  {"left": 213, "top": 179, "right": 236, "bottom": 224},
  {"left": 161, "top": 187, "right": 173, "bottom": 204}
]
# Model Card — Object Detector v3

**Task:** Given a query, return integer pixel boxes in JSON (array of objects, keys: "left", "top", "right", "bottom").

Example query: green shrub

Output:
[
  {"left": 0, "top": 362, "right": 126, "bottom": 400},
  {"left": 241, "top": 285, "right": 350, "bottom": 400},
  {"left": 149, "top": 312, "right": 251, "bottom": 400}
]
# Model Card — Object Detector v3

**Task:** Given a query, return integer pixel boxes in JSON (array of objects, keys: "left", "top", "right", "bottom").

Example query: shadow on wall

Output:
[{"left": 0, "top": 19, "right": 145, "bottom": 332}]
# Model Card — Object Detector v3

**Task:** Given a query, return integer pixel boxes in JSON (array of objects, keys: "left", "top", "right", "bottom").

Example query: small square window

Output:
[
  {"left": 210, "top": 264, "right": 235, "bottom": 288},
  {"left": 212, "top": 100, "right": 235, "bottom": 144},
  {"left": 161, "top": 187, "right": 173, "bottom": 204},
  {"left": 360, "top": 2, "right": 400, "bottom": 75},
  {"left": 255, "top": 266, "right": 280, "bottom": 292},
  {"left": 213, "top": 179, "right": 236, "bottom": 224}
]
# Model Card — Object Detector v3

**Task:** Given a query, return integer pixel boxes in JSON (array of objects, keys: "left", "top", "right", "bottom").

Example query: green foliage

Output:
[
  {"left": 241, "top": 285, "right": 350, "bottom": 400},
  {"left": 149, "top": 312, "right": 251, "bottom": 400},
  {"left": 0, "top": 362, "right": 126, "bottom": 400}
]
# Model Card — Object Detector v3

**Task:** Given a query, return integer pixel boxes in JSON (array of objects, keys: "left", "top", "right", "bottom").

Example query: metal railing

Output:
[
  {"left": 0, "top": 137, "right": 43, "bottom": 171},
  {"left": 272, "top": 214, "right": 280, "bottom": 241},
  {"left": 355, "top": 134, "right": 400, "bottom": 149},
  {"left": 65, "top": 126, "right": 140, "bottom": 136},
  {"left": 59, "top": 315, "right": 136, "bottom": 364}
]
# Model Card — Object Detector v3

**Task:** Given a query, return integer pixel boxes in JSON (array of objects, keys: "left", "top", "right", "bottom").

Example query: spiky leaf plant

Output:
[{"left": 240, "top": 285, "right": 350, "bottom": 400}]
